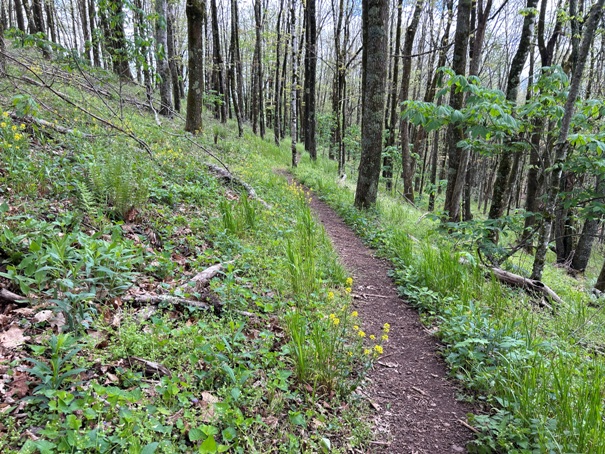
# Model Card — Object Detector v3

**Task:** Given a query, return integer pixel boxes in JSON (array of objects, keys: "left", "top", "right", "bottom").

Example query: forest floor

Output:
[{"left": 281, "top": 170, "right": 475, "bottom": 453}]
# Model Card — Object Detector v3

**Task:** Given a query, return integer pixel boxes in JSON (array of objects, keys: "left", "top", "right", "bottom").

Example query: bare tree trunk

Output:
[
  {"left": 185, "top": 0, "right": 205, "bottom": 133},
  {"left": 79, "top": 0, "right": 90, "bottom": 62},
  {"left": 167, "top": 6, "right": 181, "bottom": 113},
  {"left": 291, "top": 0, "right": 299, "bottom": 167},
  {"left": 443, "top": 0, "right": 472, "bottom": 221},
  {"left": 13, "top": 0, "right": 26, "bottom": 32},
  {"left": 571, "top": 176, "right": 604, "bottom": 272},
  {"left": 399, "top": 0, "right": 424, "bottom": 203},
  {"left": 88, "top": 0, "right": 101, "bottom": 67},
  {"left": 273, "top": 0, "right": 285, "bottom": 146},
  {"left": 354, "top": 0, "right": 388, "bottom": 209},
  {"left": 303, "top": 0, "right": 317, "bottom": 160},
  {"left": 155, "top": 0, "right": 172, "bottom": 116},
  {"left": 253, "top": 0, "right": 265, "bottom": 138},
  {"left": 229, "top": 0, "right": 243, "bottom": 137},
  {"left": 209, "top": 0, "right": 226, "bottom": 122},
  {"left": 383, "top": 0, "right": 403, "bottom": 190},
  {"left": 487, "top": 0, "right": 539, "bottom": 234}
]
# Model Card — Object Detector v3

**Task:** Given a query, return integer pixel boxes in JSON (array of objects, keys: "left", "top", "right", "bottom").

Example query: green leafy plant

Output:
[
  {"left": 88, "top": 151, "right": 149, "bottom": 220},
  {"left": 26, "top": 334, "right": 85, "bottom": 402}
]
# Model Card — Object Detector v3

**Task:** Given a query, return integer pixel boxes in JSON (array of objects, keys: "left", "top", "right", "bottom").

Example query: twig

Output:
[
  {"left": 457, "top": 419, "right": 480, "bottom": 434},
  {"left": 411, "top": 386, "right": 426, "bottom": 396}
]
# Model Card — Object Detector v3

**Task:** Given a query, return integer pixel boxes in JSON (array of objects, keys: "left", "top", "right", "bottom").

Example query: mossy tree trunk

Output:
[{"left": 354, "top": 0, "right": 388, "bottom": 209}]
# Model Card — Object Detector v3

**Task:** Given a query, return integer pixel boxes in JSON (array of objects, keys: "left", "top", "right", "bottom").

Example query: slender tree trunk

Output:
[
  {"left": 185, "top": 0, "right": 205, "bottom": 133},
  {"left": 229, "top": 0, "right": 243, "bottom": 137},
  {"left": 354, "top": 0, "right": 388, "bottom": 209},
  {"left": 45, "top": 0, "right": 57, "bottom": 43},
  {"left": 291, "top": 0, "right": 299, "bottom": 167},
  {"left": 487, "top": 0, "right": 539, "bottom": 238},
  {"left": 428, "top": 0, "right": 453, "bottom": 210},
  {"left": 570, "top": 179, "right": 605, "bottom": 272},
  {"left": 383, "top": 0, "right": 403, "bottom": 190},
  {"left": 0, "top": 11, "right": 5, "bottom": 77},
  {"left": 399, "top": 0, "right": 424, "bottom": 203},
  {"left": 167, "top": 7, "right": 181, "bottom": 113},
  {"left": 209, "top": 0, "right": 226, "bottom": 122},
  {"left": 274, "top": 0, "right": 285, "bottom": 146},
  {"left": 155, "top": 0, "right": 172, "bottom": 116},
  {"left": 253, "top": 0, "right": 265, "bottom": 138},
  {"left": 595, "top": 257, "right": 605, "bottom": 292},
  {"left": 443, "top": 0, "right": 472, "bottom": 221},
  {"left": 303, "top": 0, "right": 317, "bottom": 160},
  {"left": 532, "top": 0, "right": 605, "bottom": 280},
  {"left": 14, "top": 0, "right": 26, "bottom": 32},
  {"left": 79, "top": 0, "right": 91, "bottom": 62},
  {"left": 88, "top": 0, "right": 101, "bottom": 67}
]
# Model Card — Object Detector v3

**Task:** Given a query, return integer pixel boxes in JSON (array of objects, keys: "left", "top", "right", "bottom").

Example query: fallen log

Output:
[
  {"left": 490, "top": 267, "right": 562, "bottom": 308},
  {"left": 124, "top": 293, "right": 212, "bottom": 311},
  {"left": 205, "top": 163, "right": 271, "bottom": 209},
  {"left": 184, "top": 262, "right": 228, "bottom": 293}
]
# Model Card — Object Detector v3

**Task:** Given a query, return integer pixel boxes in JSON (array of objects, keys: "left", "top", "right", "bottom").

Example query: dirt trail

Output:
[{"left": 305, "top": 191, "right": 475, "bottom": 453}]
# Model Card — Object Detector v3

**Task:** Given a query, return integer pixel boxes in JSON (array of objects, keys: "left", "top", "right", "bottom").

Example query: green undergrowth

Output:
[
  {"left": 289, "top": 156, "right": 605, "bottom": 453},
  {"left": 0, "top": 48, "right": 384, "bottom": 453}
]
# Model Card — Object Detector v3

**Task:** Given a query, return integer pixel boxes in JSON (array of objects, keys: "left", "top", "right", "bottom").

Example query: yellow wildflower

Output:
[
  {"left": 369, "top": 334, "right": 376, "bottom": 340},
  {"left": 11, "top": 125, "right": 16, "bottom": 131},
  {"left": 327, "top": 291, "right": 335, "bottom": 300},
  {"left": 14, "top": 133, "right": 22, "bottom": 141},
  {"left": 351, "top": 311, "right": 358, "bottom": 317},
  {"left": 332, "top": 317, "right": 340, "bottom": 326},
  {"left": 20, "top": 124, "right": 25, "bottom": 129},
  {"left": 329, "top": 313, "right": 336, "bottom": 320},
  {"left": 374, "top": 345, "right": 383, "bottom": 355},
  {"left": 345, "top": 277, "right": 353, "bottom": 287},
  {"left": 364, "top": 349, "right": 371, "bottom": 355},
  {"left": 382, "top": 334, "right": 389, "bottom": 341},
  {"left": 2, "top": 111, "right": 8, "bottom": 118},
  {"left": 353, "top": 325, "right": 359, "bottom": 331},
  {"left": 1, "top": 122, "right": 6, "bottom": 128},
  {"left": 383, "top": 323, "right": 390, "bottom": 333},
  {"left": 358, "top": 330, "right": 366, "bottom": 338},
  {"left": 345, "top": 287, "right": 352, "bottom": 294}
]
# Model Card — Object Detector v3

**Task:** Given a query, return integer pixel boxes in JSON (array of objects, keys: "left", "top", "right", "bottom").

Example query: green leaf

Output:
[
  {"left": 221, "top": 426, "right": 237, "bottom": 443},
  {"left": 199, "top": 435, "right": 217, "bottom": 453},
  {"left": 189, "top": 427, "right": 204, "bottom": 442},
  {"left": 141, "top": 442, "right": 159, "bottom": 454},
  {"left": 289, "top": 411, "right": 306, "bottom": 427}
]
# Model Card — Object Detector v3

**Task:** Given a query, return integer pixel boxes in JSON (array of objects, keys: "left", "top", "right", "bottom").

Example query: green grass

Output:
[{"left": 0, "top": 45, "right": 378, "bottom": 453}]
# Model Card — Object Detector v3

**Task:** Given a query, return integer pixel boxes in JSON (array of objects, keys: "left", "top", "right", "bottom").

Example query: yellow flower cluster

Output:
[
  {"left": 1, "top": 116, "right": 28, "bottom": 151},
  {"left": 329, "top": 313, "right": 340, "bottom": 326}
]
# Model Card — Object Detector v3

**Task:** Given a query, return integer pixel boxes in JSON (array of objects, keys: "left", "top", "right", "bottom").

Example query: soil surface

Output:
[{"left": 299, "top": 182, "right": 476, "bottom": 453}]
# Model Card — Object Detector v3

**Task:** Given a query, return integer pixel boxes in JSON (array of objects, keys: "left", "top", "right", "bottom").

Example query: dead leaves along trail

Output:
[{"left": 302, "top": 186, "right": 475, "bottom": 453}]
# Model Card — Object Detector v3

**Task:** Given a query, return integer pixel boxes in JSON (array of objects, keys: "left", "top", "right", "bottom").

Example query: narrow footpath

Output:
[{"left": 305, "top": 189, "right": 475, "bottom": 453}]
